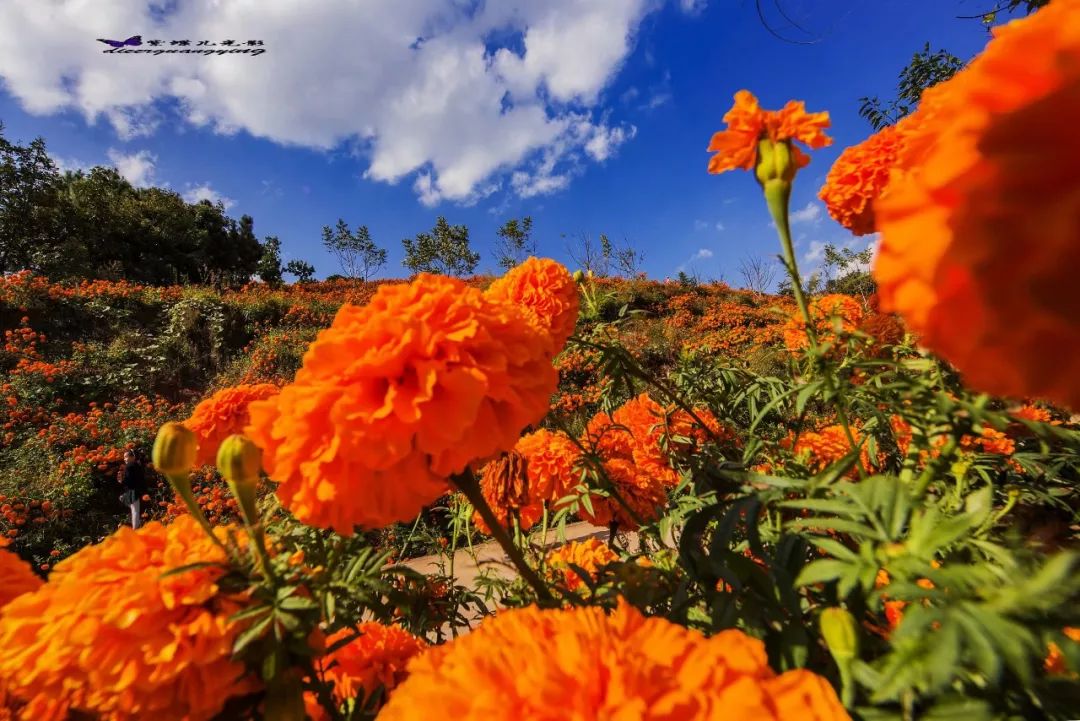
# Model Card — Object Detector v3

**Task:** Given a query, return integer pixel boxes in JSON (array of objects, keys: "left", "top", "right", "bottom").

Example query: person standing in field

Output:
[{"left": 117, "top": 449, "right": 147, "bottom": 529}]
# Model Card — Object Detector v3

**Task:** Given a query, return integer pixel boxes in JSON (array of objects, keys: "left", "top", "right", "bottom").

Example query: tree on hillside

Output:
[
  {"left": 739, "top": 255, "right": 777, "bottom": 293},
  {"left": 565, "top": 232, "right": 612, "bottom": 276},
  {"left": 284, "top": 259, "right": 316, "bottom": 284},
  {"left": 401, "top": 217, "right": 480, "bottom": 277},
  {"left": 0, "top": 125, "right": 63, "bottom": 275},
  {"left": 321, "top": 219, "right": 386, "bottom": 280},
  {"left": 494, "top": 216, "right": 535, "bottom": 270},
  {"left": 612, "top": 236, "right": 645, "bottom": 278},
  {"left": 257, "top": 236, "right": 284, "bottom": 286},
  {"left": 820, "top": 243, "right": 876, "bottom": 299}
]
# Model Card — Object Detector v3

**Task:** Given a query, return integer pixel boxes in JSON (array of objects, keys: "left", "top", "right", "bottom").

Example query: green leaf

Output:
[
  {"left": 233, "top": 614, "right": 273, "bottom": 655},
  {"left": 794, "top": 559, "right": 849, "bottom": 587},
  {"left": 805, "top": 536, "right": 858, "bottom": 561},
  {"left": 279, "top": 595, "right": 319, "bottom": 612}
]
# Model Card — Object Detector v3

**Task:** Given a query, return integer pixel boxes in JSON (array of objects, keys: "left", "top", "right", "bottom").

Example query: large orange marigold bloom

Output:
[
  {"left": 379, "top": 601, "right": 850, "bottom": 721},
  {"left": 247, "top": 267, "right": 569, "bottom": 533},
  {"left": 784, "top": 424, "right": 879, "bottom": 477},
  {"left": 874, "top": 1, "right": 1080, "bottom": 410},
  {"left": 783, "top": 294, "right": 865, "bottom": 352},
  {"left": 0, "top": 539, "right": 40, "bottom": 610},
  {"left": 484, "top": 257, "right": 580, "bottom": 352},
  {"left": 0, "top": 517, "right": 258, "bottom": 721},
  {"left": 545, "top": 537, "right": 619, "bottom": 592},
  {"left": 306, "top": 624, "right": 427, "bottom": 719},
  {"left": 819, "top": 123, "right": 906, "bottom": 236},
  {"left": 185, "top": 383, "right": 279, "bottom": 467},
  {"left": 708, "top": 90, "right": 832, "bottom": 175}
]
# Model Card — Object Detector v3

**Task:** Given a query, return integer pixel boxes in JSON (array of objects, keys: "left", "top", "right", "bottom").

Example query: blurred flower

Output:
[
  {"left": 819, "top": 122, "right": 907, "bottom": 236},
  {"left": 185, "top": 383, "right": 279, "bottom": 467},
  {"left": 0, "top": 538, "right": 41, "bottom": 609},
  {"left": 874, "top": 1, "right": 1080, "bottom": 410},
  {"left": 379, "top": 601, "right": 849, "bottom": 720},
  {"left": 783, "top": 294, "right": 865, "bottom": 352},
  {"left": 305, "top": 624, "right": 427, "bottom": 719},
  {"left": 0, "top": 517, "right": 258, "bottom": 721}
]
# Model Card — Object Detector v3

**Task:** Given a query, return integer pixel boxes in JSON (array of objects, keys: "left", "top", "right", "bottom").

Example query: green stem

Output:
[
  {"left": 453, "top": 469, "right": 555, "bottom": 603},
  {"left": 167, "top": 472, "right": 229, "bottom": 554},
  {"left": 764, "top": 180, "right": 863, "bottom": 473}
]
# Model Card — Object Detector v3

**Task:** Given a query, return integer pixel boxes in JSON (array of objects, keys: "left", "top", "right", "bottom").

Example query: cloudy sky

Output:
[{"left": 0, "top": 0, "right": 1002, "bottom": 281}]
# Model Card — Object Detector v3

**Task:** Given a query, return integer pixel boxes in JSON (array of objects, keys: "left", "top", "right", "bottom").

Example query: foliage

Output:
[
  {"left": 858, "top": 44, "right": 965, "bottom": 130},
  {"left": 284, "top": 260, "right": 316, "bottom": 284},
  {"left": 321, "top": 220, "right": 387, "bottom": 281},
  {"left": 494, "top": 216, "right": 536, "bottom": 270},
  {"left": 401, "top": 216, "right": 480, "bottom": 277},
  {"left": 257, "top": 236, "right": 285, "bottom": 287}
]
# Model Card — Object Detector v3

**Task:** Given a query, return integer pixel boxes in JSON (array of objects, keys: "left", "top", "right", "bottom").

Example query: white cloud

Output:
[
  {"left": 693, "top": 219, "right": 708, "bottom": 231},
  {"left": 715, "top": 221, "right": 725, "bottom": 232},
  {"left": 694, "top": 220, "right": 724, "bottom": 232},
  {"left": 0, "top": 0, "right": 660, "bottom": 205},
  {"left": 803, "top": 240, "right": 827, "bottom": 265},
  {"left": 693, "top": 248, "right": 713, "bottom": 260},
  {"left": 182, "top": 182, "right": 235, "bottom": 210},
  {"left": 106, "top": 148, "right": 157, "bottom": 187},
  {"left": 680, "top": 0, "right": 708, "bottom": 14},
  {"left": 52, "top": 156, "right": 90, "bottom": 174},
  {"left": 790, "top": 201, "right": 822, "bottom": 225}
]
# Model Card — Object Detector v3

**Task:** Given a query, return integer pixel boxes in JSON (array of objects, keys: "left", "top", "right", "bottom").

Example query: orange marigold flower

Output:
[
  {"left": 783, "top": 423, "right": 879, "bottom": 477},
  {"left": 472, "top": 428, "right": 583, "bottom": 535},
  {"left": 961, "top": 427, "right": 1016, "bottom": 456},
  {"left": 1010, "top": 404, "right": 1053, "bottom": 424},
  {"left": 0, "top": 539, "right": 41, "bottom": 610},
  {"left": 379, "top": 601, "right": 850, "bottom": 721},
  {"left": 305, "top": 624, "right": 427, "bottom": 719},
  {"left": 1045, "top": 627, "right": 1080, "bottom": 676},
  {"left": 0, "top": 517, "right": 259, "bottom": 721},
  {"left": 874, "top": 1, "right": 1080, "bottom": 410},
  {"left": 708, "top": 90, "right": 832, "bottom": 175},
  {"left": 819, "top": 122, "right": 907, "bottom": 235},
  {"left": 484, "top": 257, "right": 580, "bottom": 352},
  {"left": 185, "top": 383, "right": 279, "bottom": 467},
  {"left": 545, "top": 538, "right": 619, "bottom": 592},
  {"left": 783, "top": 294, "right": 865, "bottom": 352},
  {"left": 246, "top": 269, "right": 567, "bottom": 533}
]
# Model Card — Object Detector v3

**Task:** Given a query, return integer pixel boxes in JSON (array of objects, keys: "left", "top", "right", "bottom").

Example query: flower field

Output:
[{"left": 1, "top": 4, "right": 1080, "bottom": 720}]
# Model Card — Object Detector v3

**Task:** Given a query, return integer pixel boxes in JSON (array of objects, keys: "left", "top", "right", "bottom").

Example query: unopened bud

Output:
[
  {"left": 152, "top": 422, "right": 196, "bottom": 475},
  {"left": 820, "top": 607, "right": 859, "bottom": 662},
  {"left": 216, "top": 434, "right": 262, "bottom": 486},
  {"left": 572, "top": 269, "right": 585, "bottom": 283},
  {"left": 755, "top": 138, "right": 799, "bottom": 187}
]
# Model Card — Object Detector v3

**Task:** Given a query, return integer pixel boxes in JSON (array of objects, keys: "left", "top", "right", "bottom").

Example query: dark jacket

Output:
[{"left": 120, "top": 460, "right": 147, "bottom": 493}]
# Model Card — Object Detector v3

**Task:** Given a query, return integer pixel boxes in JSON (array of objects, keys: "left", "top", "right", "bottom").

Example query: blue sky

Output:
[{"left": 0, "top": 0, "right": 1009, "bottom": 282}]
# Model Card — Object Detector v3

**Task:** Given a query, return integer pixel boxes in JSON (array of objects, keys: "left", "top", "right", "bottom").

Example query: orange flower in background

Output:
[
  {"left": 1045, "top": 627, "right": 1080, "bottom": 676},
  {"left": 819, "top": 122, "right": 906, "bottom": 235},
  {"left": 708, "top": 90, "right": 832, "bottom": 175},
  {"left": 379, "top": 601, "right": 850, "bottom": 721},
  {"left": 184, "top": 383, "right": 280, "bottom": 467},
  {"left": 578, "top": 457, "right": 669, "bottom": 530},
  {"left": 783, "top": 294, "right": 865, "bottom": 352},
  {"left": 545, "top": 537, "right": 619, "bottom": 592},
  {"left": 471, "top": 451, "right": 541, "bottom": 535},
  {"left": 784, "top": 423, "right": 879, "bottom": 477},
  {"left": 247, "top": 265, "right": 570, "bottom": 534},
  {"left": 0, "top": 517, "right": 259, "bottom": 721},
  {"left": 484, "top": 257, "right": 580, "bottom": 352},
  {"left": 0, "top": 538, "right": 41, "bottom": 609},
  {"left": 305, "top": 624, "right": 427, "bottom": 719},
  {"left": 874, "top": 1, "right": 1080, "bottom": 410},
  {"left": 514, "top": 428, "right": 581, "bottom": 503}
]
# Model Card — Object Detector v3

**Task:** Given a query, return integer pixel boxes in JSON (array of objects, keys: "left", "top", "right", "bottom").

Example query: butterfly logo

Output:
[{"left": 97, "top": 35, "right": 143, "bottom": 48}]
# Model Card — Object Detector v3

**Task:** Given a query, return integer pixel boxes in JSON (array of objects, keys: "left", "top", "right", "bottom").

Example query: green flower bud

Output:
[
  {"left": 820, "top": 607, "right": 860, "bottom": 662},
  {"left": 572, "top": 269, "right": 585, "bottom": 283},
  {"left": 152, "top": 422, "right": 196, "bottom": 475},
  {"left": 216, "top": 434, "right": 262, "bottom": 486}
]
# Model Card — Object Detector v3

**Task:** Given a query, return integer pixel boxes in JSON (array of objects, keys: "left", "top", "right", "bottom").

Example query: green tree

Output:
[
  {"left": 257, "top": 236, "right": 284, "bottom": 286},
  {"left": 494, "top": 216, "right": 535, "bottom": 270},
  {"left": 401, "top": 217, "right": 480, "bottom": 277},
  {"left": 0, "top": 125, "right": 63, "bottom": 274},
  {"left": 321, "top": 219, "right": 386, "bottom": 280},
  {"left": 821, "top": 243, "right": 876, "bottom": 298},
  {"left": 284, "top": 259, "right": 316, "bottom": 283},
  {"left": 858, "top": 43, "right": 965, "bottom": 130}
]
